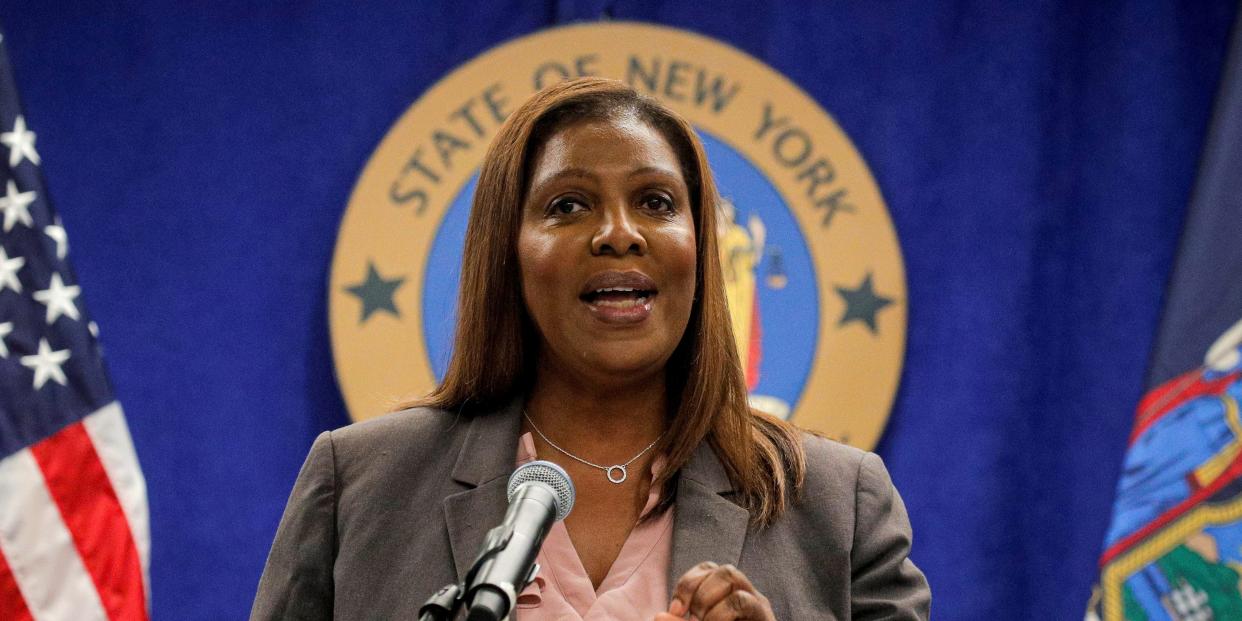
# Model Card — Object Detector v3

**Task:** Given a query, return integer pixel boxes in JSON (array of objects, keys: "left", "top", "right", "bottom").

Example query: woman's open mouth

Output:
[
  {"left": 582, "top": 287, "right": 654, "bottom": 307},
  {"left": 579, "top": 272, "right": 658, "bottom": 324}
]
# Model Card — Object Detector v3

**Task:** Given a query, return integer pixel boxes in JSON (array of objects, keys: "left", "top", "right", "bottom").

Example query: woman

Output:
[{"left": 253, "top": 77, "right": 929, "bottom": 620}]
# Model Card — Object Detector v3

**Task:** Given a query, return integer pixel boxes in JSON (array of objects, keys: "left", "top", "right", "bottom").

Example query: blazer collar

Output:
[
  {"left": 450, "top": 397, "right": 524, "bottom": 487},
  {"left": 680, "top": 439, "right": 736, "bottom": 494},
  {"left": 444, "top": 397, "right": 524, "bottom": 581},
  {"left": 669, "top": 440, "right": 751, "bottom": 585}
]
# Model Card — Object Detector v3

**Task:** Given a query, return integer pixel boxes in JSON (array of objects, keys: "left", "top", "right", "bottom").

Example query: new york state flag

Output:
[{"left": 1088, "top": 12, "right": 1242, "bottom": 620}]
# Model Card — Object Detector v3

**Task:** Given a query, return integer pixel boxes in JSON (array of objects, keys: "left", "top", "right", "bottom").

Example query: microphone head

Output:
[{"left": 508, "top": 460, "right": 575, "bottom": 522}]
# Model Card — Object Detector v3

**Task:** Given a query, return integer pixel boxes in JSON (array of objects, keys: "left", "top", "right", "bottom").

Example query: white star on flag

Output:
[
  {"left": 1, "top": 115, "right": 40, "bottom": 167},
  {"left": 0, "top": 321, "right": 11, "bottom": 357},
  {"left": 0, "top": 246, "right": 23, "bottom": 293},
  {"left": 0, "top": 179, "right": 36, "bottom": 232},
  {"left": 20, "top": 337, "right": 70, "bottom": 389},
  {"left": 32, "top": 272, "right": 81, "bottom": 324},
  {"left": 44, "top": 218, "right": 68, "bottom": 260}
]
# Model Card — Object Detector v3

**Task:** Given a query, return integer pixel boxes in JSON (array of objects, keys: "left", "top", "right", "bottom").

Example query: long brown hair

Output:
[{"left": 403, "top": 77, "right": 805, "bottom": 525}]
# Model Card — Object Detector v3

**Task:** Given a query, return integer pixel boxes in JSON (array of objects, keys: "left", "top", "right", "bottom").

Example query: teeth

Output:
[
  {"left": 593, "top": 296, "right": 649, "bottom": 309},
  {"left": 596, "top": 287, "right": 635, "bottom": 293}
]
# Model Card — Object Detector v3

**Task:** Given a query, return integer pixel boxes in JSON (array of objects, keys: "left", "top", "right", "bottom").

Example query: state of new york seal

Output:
[{"left": 329, "top": 22, "right": 907, "bottom": 449}]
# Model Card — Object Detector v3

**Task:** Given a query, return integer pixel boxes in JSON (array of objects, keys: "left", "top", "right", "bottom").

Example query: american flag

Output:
[{"left": 0, "top": 31, "right": 150, "bottom": 621}]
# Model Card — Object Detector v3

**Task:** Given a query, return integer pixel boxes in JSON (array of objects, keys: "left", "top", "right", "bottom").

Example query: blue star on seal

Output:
[
  {"left": 834, "top": 272, "right": 893, "bottom": 334},
  {"left": 345, "top": 261, "right": 405, "bottom": 324}
]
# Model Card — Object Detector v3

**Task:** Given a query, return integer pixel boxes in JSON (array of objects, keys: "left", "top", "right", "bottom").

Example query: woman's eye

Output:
[
  {"left": 551, "top": 197, "right": 586, "bottom": 214},
  {"left": 642, "top": 194, "right": 674, "bottom": 212}
]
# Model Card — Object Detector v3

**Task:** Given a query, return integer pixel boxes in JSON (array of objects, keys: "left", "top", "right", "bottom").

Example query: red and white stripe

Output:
[{"left": 0, "top": 402, "right": 149, "bottom": 621}]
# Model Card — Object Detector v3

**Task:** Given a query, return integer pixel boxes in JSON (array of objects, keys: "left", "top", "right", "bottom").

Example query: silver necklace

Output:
[{"left": 522, "top": 411, "right": 663, "bottom": 484}]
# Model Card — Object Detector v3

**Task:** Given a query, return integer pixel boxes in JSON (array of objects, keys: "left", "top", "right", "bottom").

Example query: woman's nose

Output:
[{"left": 591, "top": 203, "right": 647, "bottom": 256}]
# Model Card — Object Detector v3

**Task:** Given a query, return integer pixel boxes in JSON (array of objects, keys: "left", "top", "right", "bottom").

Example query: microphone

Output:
[{"left": 464, "top": 460, "right": 575, "bottom": 621}]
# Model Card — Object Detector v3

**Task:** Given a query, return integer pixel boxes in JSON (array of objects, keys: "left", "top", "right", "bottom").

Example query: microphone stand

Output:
[
  {"left": 417, "top": 583, "right": 463, "bottom": 621},
  {"left": 418, "top": 521, "right": 520, "bottom": 621}
]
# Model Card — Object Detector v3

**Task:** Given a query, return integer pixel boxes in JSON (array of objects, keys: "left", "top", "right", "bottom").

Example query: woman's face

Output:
[{"left": 518, "top": 114, "right": 697, "bottom": 385}]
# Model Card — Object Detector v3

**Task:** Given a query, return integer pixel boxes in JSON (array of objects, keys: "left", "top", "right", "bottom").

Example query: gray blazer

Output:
[{"left": 251, "top": 400, "right": 930, "bottom": 619}]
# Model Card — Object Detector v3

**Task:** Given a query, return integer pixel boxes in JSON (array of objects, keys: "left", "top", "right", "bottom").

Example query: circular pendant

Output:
[{"left": 606, "top": 465, "right": 627, "bottom": 484}]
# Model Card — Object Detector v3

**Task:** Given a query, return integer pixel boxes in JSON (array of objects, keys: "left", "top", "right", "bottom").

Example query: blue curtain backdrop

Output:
[{"left": 0, "top": 1, "right": 1236, "bottom": 618}]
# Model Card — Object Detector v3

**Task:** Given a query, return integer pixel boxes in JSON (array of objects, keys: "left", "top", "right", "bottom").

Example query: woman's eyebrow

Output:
[
  {"left": 628, "top": 165, "right": 682, "bottom": 180},
  {"left": 532, "top": 166, "right": 682, "bottom": 189},
  {"left": 533, "top": 167, "right": 598, "bottom": 187}
]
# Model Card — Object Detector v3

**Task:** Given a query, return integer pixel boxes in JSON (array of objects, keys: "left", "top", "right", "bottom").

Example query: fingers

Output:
[
  {"left": 669, "top": 561, "right": 720, "bottom": 616},
  {"left": 667, "top": 562, "right": 772, "bottom": 620},
  {"left": 700, "top": 588, "right": 761, "bottom": 620}
]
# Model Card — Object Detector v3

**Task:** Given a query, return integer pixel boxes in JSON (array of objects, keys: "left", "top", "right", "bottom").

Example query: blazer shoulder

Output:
[
  {"left": 798, "top": 434, "right": 907, "bottom": 507},
  {"left": 327, "top": 406, "right": 465, "bottom": 464},
  {"left": 800, "top": 432, "right": 870, "bottom": 484},
  {"left": 792, "top": 432, "right": 886, "bottom": 522}
]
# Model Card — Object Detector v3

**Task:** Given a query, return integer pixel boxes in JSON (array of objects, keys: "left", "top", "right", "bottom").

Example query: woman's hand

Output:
[{"left": 654, "top": 561, "right": 776, "bottom": 620}]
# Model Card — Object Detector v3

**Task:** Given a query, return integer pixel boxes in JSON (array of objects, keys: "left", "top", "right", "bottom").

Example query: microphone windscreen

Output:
[{"left": 508, "top": 460, "right": 575, "bottom": 522}]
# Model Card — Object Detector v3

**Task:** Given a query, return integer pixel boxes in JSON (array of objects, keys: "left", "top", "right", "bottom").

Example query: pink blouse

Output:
[{"left": 514, "top": 432, "right": 674, "bottom": 620}]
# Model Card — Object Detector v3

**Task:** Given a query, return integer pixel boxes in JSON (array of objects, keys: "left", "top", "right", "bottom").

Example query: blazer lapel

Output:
[
  {"left": 669, "top": 441, "right": 751, "bottom": 586},
  {"left": 443, "top": 398, "right": 524, "bottom": 581}
]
